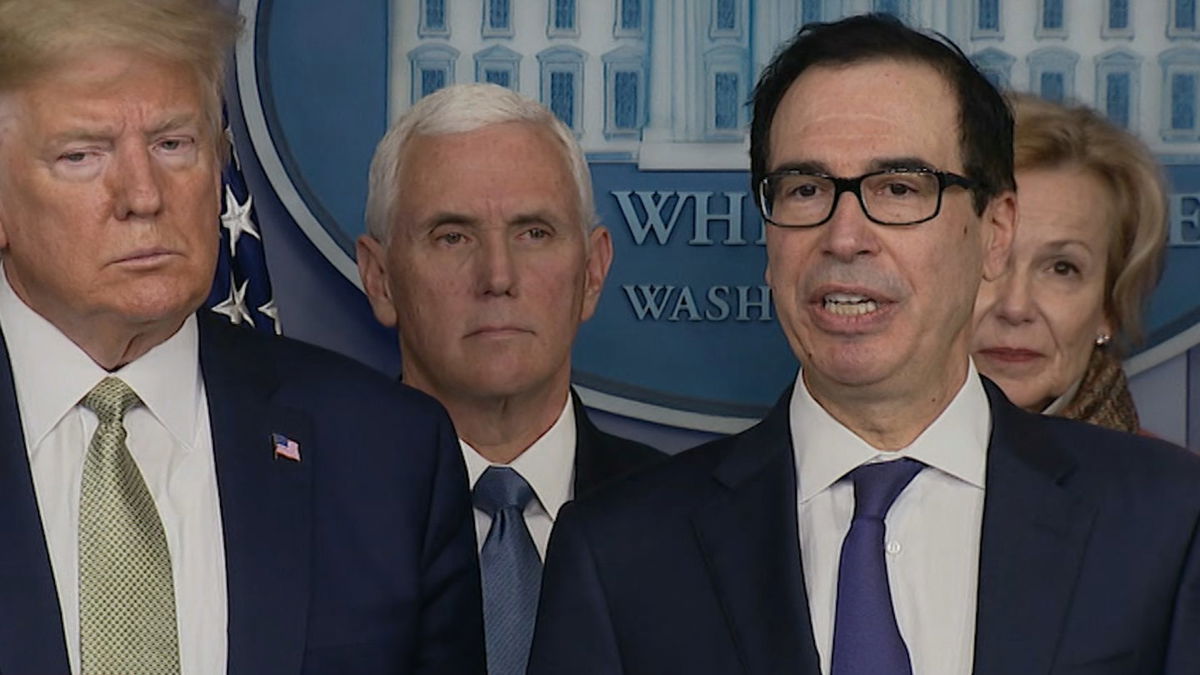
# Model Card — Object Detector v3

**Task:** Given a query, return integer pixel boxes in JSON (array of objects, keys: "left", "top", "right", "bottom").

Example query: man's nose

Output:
[
  {"left": 477, "top": 235, "right": 516, "bottom": 297},
  {"left": 821, "top": 191, "right": 880, "bottom": 262},
  {"left": 110, "top": 146, "right": 164, "bottom": 221}
]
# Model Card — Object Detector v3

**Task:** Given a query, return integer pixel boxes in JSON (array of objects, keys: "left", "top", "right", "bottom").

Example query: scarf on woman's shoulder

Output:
[{"left": 1057, "top": 347, "right": 1140, "bottom": 434}]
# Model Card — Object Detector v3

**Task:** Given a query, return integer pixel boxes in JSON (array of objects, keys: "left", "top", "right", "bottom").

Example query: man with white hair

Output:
[
  {"left": 0, "top": 1, "right": 483, "bottom": 672},
  {"left": 357, "top": 83, "right": 662, "bottom": 675}
]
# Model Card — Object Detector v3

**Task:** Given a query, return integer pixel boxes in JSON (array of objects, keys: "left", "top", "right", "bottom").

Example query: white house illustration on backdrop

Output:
[{"left": 389, "top": 0, "right": 1200, "bottom": 170}]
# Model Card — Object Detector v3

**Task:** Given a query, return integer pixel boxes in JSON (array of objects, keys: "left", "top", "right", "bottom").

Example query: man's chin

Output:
[
  {"left": 802, "top": 349, "right": 900, "bottom": 394},
  {"left": 468, "top": 366, "right": 556, "bottom": 401},
  {"left": 110, "top": 293, "right": 205, "bottom": 327}
]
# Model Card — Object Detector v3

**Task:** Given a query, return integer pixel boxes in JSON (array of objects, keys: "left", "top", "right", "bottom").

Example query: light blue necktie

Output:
[
  {"left": 474, "top": 466, "right": 541, "bottom": 675},
  {"left": 830, "top": 458, "right": 924, "bottom": 675}
]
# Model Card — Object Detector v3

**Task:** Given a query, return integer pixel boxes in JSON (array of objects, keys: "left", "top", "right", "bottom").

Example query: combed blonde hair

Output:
[
  {"left": 0, "top": 0, "right": 241, "bottom": 141},
  {"left": 1009, "top": 93, "right": 1168, "bottom": 350}
]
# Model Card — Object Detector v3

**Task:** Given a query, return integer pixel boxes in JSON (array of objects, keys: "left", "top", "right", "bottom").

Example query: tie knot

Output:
[
  {"left": 81, "top": 377, "right": 142, "bottom": 424},
  {"left": 848, "top": 458, "right": 924, "bottom": 521},
  {"left": 473, "top": 466, "right": 536, "bottom": 516}
]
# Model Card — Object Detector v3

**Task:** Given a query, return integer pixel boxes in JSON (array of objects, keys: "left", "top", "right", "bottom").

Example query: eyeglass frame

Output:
[{"left": 755, "top": 167, "right": 981, "bottom": 229}]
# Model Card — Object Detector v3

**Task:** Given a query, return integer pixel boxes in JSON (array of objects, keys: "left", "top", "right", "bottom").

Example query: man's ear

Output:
[
  {"left": 0, "top": 164, "right": 9, "bottom": 252},
  {"left": 981, "top": 190, "right": 1017, "bottom": 283},
  {"left": 580, "top": 225, "right": 614, "bottom": 322},
  {"left": 355, "top": 234, "right": 398, "bottom": 327},
  {"left": 0, "top": 111, "right": 9, "bottom": 251}
]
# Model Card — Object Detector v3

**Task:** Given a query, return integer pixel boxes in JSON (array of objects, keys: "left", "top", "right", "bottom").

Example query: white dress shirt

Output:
[
  {"left": 0, "top": 270, "right": 227, "bottom": 675},
  {"left": 791, "top": 362, "right": 990, "bottom": 675},
  {"left": 461, "top": 394, "right": 576, "bottom": 559}
]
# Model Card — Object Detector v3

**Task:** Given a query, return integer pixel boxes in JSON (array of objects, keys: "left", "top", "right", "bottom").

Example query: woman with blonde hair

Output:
[{"left": 972, "top": 93, "right": 1168, "bottom": 433}]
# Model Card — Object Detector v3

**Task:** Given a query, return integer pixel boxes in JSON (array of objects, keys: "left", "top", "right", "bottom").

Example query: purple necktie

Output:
[{"left": 830, "top": 458, "right": 924, "bottom": 675}]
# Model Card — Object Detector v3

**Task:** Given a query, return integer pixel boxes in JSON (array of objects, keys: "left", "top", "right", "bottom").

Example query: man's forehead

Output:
[
  {"left": 768, "top": 59, "right": 961, "bottom": 171},
  {"left": 11, "top": 59, "right": 208, "bottom": 130},
  {"left": 36, "top": 108, "right": 203, "bottom": 136},
  {"left": 785, "top": 58, "right": 953, "bottom": 103},
  {"left": 406, "top": 121, "right": 567, "bottom": 165}
]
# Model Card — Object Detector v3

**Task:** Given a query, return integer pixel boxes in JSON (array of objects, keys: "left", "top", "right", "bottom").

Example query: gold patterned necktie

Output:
[{"left": 78, "top": 376, "right": 180, "bottom": 675}]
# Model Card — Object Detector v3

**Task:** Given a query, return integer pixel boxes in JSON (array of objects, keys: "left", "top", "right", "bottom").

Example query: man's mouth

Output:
[{"left": 822, "top": 292, "right": 879, "bottom": 316}]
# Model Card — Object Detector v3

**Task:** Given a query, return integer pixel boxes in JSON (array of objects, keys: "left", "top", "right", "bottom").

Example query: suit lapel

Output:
[
  {"left": 691, "top": 392, "right": 822, "bottom": 675},
  {"left": 571, "top": 389, "right": 608, "bottom": 496},
  {"left": 571, "top": 386, "right": 600, "bottom": 492},
  {"left": 199, "top": 315, "right": 314, "bottom": 675},
  {"left": 972, "top": 381, "right": 1096, "bottom": 675},
  {"left": 0, "top": 332, "right": 71, "bottom": 673}
]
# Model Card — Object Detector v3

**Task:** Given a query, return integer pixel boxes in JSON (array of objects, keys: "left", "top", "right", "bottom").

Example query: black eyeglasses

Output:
[{"left": 756, "top": 168, "right": 979, "bottom": 228}]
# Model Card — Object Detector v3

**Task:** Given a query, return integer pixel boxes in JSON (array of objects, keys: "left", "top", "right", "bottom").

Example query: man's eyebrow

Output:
[
  {"left": 146, "top": 113, "right": 202, "bottom": 137},
  {"left": 769, "top": 160, "right": 830, "bottom": 175},
  {"left": 416, "top": 211, "right": 567, "bottom": 234},
  {"left": 768, "top": 157, "right": 940, "bottom": 176},
  {"left": 510, "top": 212, "right": 560, "bottom": 228},
  {"left": 44, "top": 113, "right": 203, "bottom": 147},
  {"left": 423, "top": 212, "right": 478, "bottom": 229},
  {"left": 46, "top": 126, "right": 118, "bottom": 146},
  {"left": 868, "top": 157, "right": 937, "bottom": 173}
]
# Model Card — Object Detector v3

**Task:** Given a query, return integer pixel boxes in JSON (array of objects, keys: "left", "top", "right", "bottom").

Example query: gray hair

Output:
[{"left": 364, "top": 83, "right": 596, "bottom": 241}]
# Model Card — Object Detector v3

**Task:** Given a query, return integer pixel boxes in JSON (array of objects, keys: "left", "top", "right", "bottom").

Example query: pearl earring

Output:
[{"left": 1095, "top": 334, "right": 1112, "bottom": 347}]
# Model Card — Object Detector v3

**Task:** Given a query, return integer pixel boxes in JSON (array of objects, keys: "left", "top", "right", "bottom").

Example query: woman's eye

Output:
[{"left": 1052, "top": 260, "right": 1079, "bottom": 276}]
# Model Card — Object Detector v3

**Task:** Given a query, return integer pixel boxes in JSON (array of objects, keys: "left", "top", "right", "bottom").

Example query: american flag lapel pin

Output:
[{"left": 272, "top": 433, "right": 301, "bottom": 462}]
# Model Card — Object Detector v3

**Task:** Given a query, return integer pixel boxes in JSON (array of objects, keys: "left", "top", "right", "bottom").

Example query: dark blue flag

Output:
[{"left": 205, "top": 110, "right": 281, "bottom": 334}]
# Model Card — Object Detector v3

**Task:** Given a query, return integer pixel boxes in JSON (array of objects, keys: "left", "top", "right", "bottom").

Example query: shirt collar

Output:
[
  {"left": 109, "top": 316, "right": 202, "bottom": 450},
  {"left": 461, "top": 392, "right": 577, "bottom": 521},
  {"left": 0, "top": 264, "right": 202, "bottom": 451},
  {"left": 790, "top": 360, "right": 990, "bottom": 503}
]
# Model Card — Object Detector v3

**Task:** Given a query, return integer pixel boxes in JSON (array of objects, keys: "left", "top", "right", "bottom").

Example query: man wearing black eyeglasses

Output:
[{"left": 529, "top": 12, "right": 1200, "bottom": 675}]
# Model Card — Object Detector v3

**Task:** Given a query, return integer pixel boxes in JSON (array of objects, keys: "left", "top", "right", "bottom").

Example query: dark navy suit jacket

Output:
[
  {"left": 570, "top": 391, "right": 663, "bottom": 499},
  {"left": 529, "top": 379, "right": 1200, "bottom": 675},
  {"left": 0, "top": 312, "right": 485, "bottom": 674}
]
